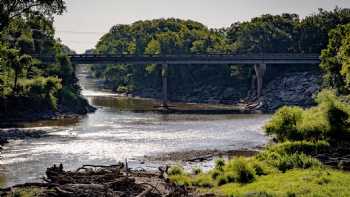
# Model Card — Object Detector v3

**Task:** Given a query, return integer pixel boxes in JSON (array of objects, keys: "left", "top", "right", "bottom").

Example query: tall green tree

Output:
[
  {"left": 321, "top": 24, "right": 350, "bottom": 93},
  {"left": 0, "top": 0, "right": 66, "bottom": 31}
]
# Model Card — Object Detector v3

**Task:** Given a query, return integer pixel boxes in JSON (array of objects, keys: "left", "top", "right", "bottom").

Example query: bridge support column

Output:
[
  {"left": 254, "top": 63, "right": 266, "bottom": 98},
  {"left": 161, "top": 64, "right": 168, "bottom": 108}
]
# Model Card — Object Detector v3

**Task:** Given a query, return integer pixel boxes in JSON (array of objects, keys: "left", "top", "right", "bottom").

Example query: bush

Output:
[
  {"left": 264, "top": 106, "right": 303, "bottom": 141},
  {"left": 216, "top": 175, "right": 228, "bottom": 186},
  {"left": 169, "top": 175, "right": 191, "bottom": 186},
  {"left": 192, "top": 167, "right": 202, "bottom": 175},
  {"left": 168, "top": 165, "right": 184, "bottom": 176},
  {"left": 249, "top": 160, "right": 275, "bottom": 176},
  {"left": 215, "top": 158, "right": 225, "bottom": 171},
  {"left": 191, "top": 174, "right": 213, "bottom": 187},
  {"left": 59, "top": 87, "right": 91, "bottom": 113},
  {"left": 265, "top": 90, "right": 350, "bottom": 143},
  {"left": 18, "top": 76, "right": 62, "bottom": 110},
  {"left": 258, "top": 152, "right": 321, "bottom": 172},
  {"left": 225, "top": 158, "right": 256, "bottom": 183},
  {"left": 267, "top": 141, "right": 330, "bottom": 155},
  {"left": 211, "top": 169, "right": 221, "bottom": 180}
]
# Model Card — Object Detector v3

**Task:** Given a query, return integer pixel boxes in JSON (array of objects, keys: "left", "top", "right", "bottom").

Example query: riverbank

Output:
[
  {"left": 0, "top": 163, "right": 191, "bottom": 197},
  {"left": 0, "top": 105, "right": 96, "bottom": 128},
  {"left": 0, "top": 148, "right": 263, "bottom": 197},
  {"left": 0, "top": 129, "right": 49, "bottom": 148}
]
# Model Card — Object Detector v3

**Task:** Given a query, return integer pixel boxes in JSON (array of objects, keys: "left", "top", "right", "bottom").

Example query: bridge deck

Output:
[{"left": 37, "top": 53, "right": 321, "bottom": 65}]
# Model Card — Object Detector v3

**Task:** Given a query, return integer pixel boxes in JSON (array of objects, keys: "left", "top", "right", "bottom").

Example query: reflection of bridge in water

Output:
[{"left": 38, "top": 53, "right": 321, "bottom": 107}]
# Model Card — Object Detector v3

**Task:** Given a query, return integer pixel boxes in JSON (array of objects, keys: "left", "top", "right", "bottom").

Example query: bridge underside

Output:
[{"left": 36, "top": 53, "right": 320, "bottom": 108}]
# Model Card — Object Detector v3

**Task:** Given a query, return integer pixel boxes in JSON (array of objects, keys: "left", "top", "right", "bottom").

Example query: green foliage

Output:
[
  {"left": 0, "top": 9, "right": 90, "bottom": 117},
  {"left": 192, "top": 167, "right": 202, "bottom": 175},
  {"left": 191, "top": 174, "right": 213, "bottom": 187},
  {"left": 218, "top": 168, "right": 350, "bottom": 197},
  {"left": 91, "top": 9, "right": 350, "bottom": 99},
  {"left": 321, "top": 23, "right": 350, "bottom": 93},
  {"left": 266, "top": 141, "right": 330, "bottom": 155},
  {"left": 265, "top": 90, "right": 350, "bottom": 142},
  {"left": 224, "top": 158, "right": 256, "bottom": 183},
  {"left": 19, "top": 76, "right": 62, "bottom": 110},
  {"left": 92, "top": 18, "right": 250, "bottom": 96},
  {"left": 0, "top": 0, "right": 66, "bottom": 32},
  {"left": 215, "top": 158, "right": 225, "bottom": 171},
  {"left": 168, "top": 165, "right": 185, "bottom": 176},
  {"left": 264, "top": 106, "right": 303, "bottom": 141},
  {"left": 257, "top": 152, "right": 321, "bottom": 172},
  {"left": 169, "top": 154, "right": 322, "bottom": 194},
  {"left": 169, "top": 175, "right": 191, "bottom": 186}
]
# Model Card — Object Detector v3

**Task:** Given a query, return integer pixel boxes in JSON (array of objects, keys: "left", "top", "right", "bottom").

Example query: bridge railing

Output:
[{"left": 31, "top": 53, "right": 321, "bottom": 65}]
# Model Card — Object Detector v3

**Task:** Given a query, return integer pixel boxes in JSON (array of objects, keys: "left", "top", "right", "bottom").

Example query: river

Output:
[{"left": 0, "top": 66, "right": 270, "bottom": 187}]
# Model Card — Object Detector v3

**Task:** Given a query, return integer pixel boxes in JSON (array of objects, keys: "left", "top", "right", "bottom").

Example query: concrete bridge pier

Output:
[
  {"left": 254, "top": 63, "right": 266, "bottom": 98},
  {"left": 161, "top": 63, "right": 169, "bottom": 108}
]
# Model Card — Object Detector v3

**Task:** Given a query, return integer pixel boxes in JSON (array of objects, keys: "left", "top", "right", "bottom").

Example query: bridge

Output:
[{"left": 36, "top": 53, "right": 321, "bottom": 108}]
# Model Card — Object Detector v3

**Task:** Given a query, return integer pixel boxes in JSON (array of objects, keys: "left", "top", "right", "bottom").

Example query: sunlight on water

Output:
[{"left": 0, "top": 66, "right": 271, "bottom": 187}]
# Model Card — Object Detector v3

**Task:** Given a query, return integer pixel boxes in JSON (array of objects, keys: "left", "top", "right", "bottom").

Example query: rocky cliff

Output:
[{"left": 259, "top": 71, "right": 322, "bottom": 112}]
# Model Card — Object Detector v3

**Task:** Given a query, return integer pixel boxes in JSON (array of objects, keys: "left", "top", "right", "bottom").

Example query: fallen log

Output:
[{"left": 1, "top": 163, "right": 189, "bottom": 197}]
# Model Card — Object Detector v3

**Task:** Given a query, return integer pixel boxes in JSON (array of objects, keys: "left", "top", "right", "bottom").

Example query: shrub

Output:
[
  {"left": 267, "top": 141, "right": 330, "bottom": 155},
  {"left": 224, "top": 172, "right": 236, "bottom": 183},
  {"left": 249, "top": 159, "right": 275, "bottom": 176},
  {"left": 264, "top": 106, "right": 303, "bottom": 141},
  {"left": 265, "top": 90, "right": 350, "bottom": 143},
  {"left": 169, "top": 175, "right": 191, "bottom": 186},
  {"left": 59, "top": 87, "right": 91, "bottom": 113},
  {"left": 225, "top": 158, "right": 256, "bottom": 183},
  {"left": 168, "top": 165, "right": 184, "bottom": 176},
  {"left": 297, "top": 107, "right": 330, "bottom": 140},
  {"left": 18, "top": 76, "right": 62, "bottom": 110},
  {"left": 215, "top": 158, "right": 225, "bottom": 171},
  {"left": 192, "top": 167, "right": 202, "bottom": 175},
  {"left": 216, "top": 175, "right": 228, "bottom": 186},
  {"left": 191, "top": 174, "right": 213, "bottom": 187},
  {"left": 258, "top": 152, "right": 322, "bottom": 172},
  {"left": 211, "top": 169, "right": 221, "bottom": 180}
]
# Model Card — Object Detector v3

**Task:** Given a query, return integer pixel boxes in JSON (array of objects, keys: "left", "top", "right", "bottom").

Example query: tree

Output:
[
  {"left": 0, "top": 0, "right": 66, "bottom": 31},
  {"left": 14, "top": 54, "right": 32, "bottom": 94},
  {"left": 320, "top": 24, "right": 350, "bottom": 93}
]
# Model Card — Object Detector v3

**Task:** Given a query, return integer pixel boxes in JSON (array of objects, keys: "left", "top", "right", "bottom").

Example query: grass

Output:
[
  {"left": 169, "top": 150, "right": 349, "bottom": 196},
  {"left": 5, "top": 187, "right": 46, "bottom": 197},
  {"left": 217, "top": 168, "right": 350, "bottom": 197},
  {"left": 168, "top": 90, "right": 350, "bottom": 196}
]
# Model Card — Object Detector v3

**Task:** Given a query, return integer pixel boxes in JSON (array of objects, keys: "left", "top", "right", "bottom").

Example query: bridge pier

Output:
[
  {"left": 161, "top": 64, "right": 168, "bottom": 108},
  {"left": 254, "top": 63, "right": 266, "bottom": 98}
]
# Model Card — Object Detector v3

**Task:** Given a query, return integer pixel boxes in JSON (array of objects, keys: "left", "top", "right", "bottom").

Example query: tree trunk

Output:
[{"left": 13, "top": 69, "right": 18, "bottom": 95}]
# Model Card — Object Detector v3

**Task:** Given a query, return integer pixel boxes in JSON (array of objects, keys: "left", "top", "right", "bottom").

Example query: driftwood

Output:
[{"left": 0, "top": 163, "right": 190, "bottom": 197}]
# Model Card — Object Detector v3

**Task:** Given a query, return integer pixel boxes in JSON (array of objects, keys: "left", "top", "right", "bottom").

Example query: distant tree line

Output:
[{"left": 91, "top": 8, "right": 350, "bottom": 100}]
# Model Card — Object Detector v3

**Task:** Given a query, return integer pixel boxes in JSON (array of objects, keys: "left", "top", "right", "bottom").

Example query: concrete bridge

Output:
[{"left": 36, "top": 53, "right": 321, "bottom": 107}]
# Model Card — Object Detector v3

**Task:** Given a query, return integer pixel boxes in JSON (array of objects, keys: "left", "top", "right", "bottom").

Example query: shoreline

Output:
[
  {"left": 144, "top": 148, "right": 263, "bottom": 163},
  {"left": 0, "top": 129, "right": 49, "bottom": 148}
]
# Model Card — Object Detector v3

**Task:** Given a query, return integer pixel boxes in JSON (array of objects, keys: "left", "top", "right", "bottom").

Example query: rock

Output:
[
  {"left": 260, "top": 71, "right": 322, "bottom": 112},
  {"left": 0, "top": 129, "right": 47, "bottom": 146}
]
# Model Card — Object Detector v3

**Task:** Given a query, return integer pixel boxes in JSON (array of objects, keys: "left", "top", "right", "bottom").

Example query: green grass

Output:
[
  {"left": 169, "top": 165, "right": 350, "bottom": 196},
  {"left": 217, "top": 168, "right": 350, "bottom": 197},
  {"left": 169, "top": 152, "right": 350, "bottom": 197}
]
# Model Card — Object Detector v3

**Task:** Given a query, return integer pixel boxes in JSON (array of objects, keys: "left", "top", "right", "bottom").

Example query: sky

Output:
[{"left": 53, "top": 0, "right": 350, "bottom": 53}]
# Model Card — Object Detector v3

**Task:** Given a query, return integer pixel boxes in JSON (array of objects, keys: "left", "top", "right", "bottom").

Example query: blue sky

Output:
[{"left": 54, "top": 0, "right": 350, "bottom": 53}]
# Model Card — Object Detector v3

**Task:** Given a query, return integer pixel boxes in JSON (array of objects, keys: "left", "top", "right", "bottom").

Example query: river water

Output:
[{"left": 0, "top": 67, "right": 270, "bottom": 187}]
